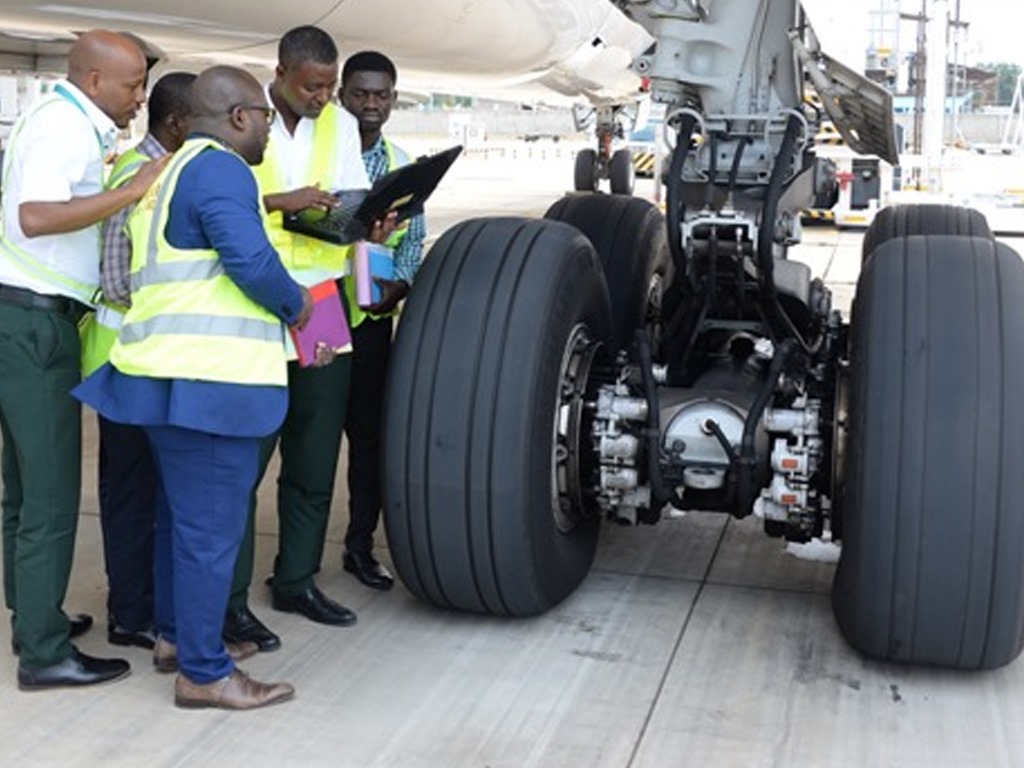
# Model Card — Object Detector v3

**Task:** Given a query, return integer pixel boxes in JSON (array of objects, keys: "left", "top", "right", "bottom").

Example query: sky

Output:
[
  {"left": 954, "top": 0, "right": 1024, "bottom": 65},
  {"left": 873, "top": 0, "right": 1024, "bottom": 66},
  {"left": 806, "top": 1, "right": 1024, "bottom": 69}
]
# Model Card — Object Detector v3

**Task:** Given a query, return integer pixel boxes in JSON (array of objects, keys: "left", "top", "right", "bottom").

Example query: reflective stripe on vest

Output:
[
  {"left": 110, "top": 138, "right": 287, "bottom": 386},
  {"left": 0, "top": 95, "right": 101, "bottom": 305},
  {"left": 107, "top": 147, "right": 149, "bottom": 191},
  {"left": 79, "top": 304, "right": 123, "bottom": 377},
  {"left": 95, "top": 302, "right": 124, "bottom": 331},
  {"left": 251, "top": 102, "right": 352, "bottom": 280}
]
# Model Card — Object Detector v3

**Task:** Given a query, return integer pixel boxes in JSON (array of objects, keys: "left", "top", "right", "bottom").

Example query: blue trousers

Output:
[
  {"left": 98, "top": 415, "right": 157, "bottom": 630},
  {"left": 146, "top": 424, "right": 258, "bottom": 684}
]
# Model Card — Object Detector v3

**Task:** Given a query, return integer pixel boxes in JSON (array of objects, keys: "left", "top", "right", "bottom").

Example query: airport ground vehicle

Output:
[
  {"left": 383, "top": 0, "right": 1024, "bottom": 671},
  {"left": 802, "top": 122, "right": 894, "bottom": 228}
]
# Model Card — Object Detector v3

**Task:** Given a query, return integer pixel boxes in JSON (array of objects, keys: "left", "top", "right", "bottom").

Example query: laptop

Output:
[{"left": 282, "top": 144, "right": 463, "bottom": 245}]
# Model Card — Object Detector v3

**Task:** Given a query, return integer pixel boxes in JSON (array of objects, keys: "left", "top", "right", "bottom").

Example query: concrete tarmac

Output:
[{"left": 2, "top": 141, "right": 1024, "bottom": 767}]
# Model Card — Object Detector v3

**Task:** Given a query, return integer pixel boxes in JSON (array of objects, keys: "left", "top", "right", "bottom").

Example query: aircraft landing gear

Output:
[{"left": 572, "top": 104, "right": 634, "bottom": 195}]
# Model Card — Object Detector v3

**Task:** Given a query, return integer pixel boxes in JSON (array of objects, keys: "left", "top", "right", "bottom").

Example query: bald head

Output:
[
  {"left": 190, "top": 65, "right": 273, "bottom": 165},
  {"left": 68, "top": 29, "right": 148, "bottom": 128}
]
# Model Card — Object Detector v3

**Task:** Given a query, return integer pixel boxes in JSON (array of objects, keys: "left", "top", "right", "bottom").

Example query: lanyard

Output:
[{"left": 53, "top": 82, "right": 107, "bottom": 157}]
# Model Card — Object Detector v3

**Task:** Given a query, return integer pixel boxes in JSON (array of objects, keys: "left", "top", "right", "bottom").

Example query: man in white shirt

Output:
[
  {"left": 0, "top": 29, "right": 167, "bottom": 690},
  {"left": 224, "top": 25, "right": 391, "bottom": 652}
]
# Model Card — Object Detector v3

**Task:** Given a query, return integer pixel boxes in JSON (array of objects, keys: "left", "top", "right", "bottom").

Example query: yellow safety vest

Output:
[
  {"left": 346, "top": 137, "right": 411, "bottom": 328},
  {"left": 80, "top": 145, "right": 150, "bottom": 377},
  {"left": 110, "top": 138, "right": 288, "bottom": 386},
  {"left": 251, "top": 102, "right": 352, "bottom": 282},
  {"left": 0, "top": 89, "right": 103, "bottom": 305}
]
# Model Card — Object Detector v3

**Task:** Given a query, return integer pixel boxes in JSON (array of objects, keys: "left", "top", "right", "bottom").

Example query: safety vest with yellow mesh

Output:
[
  {"left": 251, "top": 101, "right": 353, "bottom": 287},
  {"left": 0, "top": 89, "right": 103, "bottom": 306},
  {"left": 345, "top": 137, "right": 411, "bottom": 328},
  {"left": 109, "top": 137, "right": 288, "bottom": 387},
  {"left": 79, "top": 145, "right": 150, "bottom": 377}
]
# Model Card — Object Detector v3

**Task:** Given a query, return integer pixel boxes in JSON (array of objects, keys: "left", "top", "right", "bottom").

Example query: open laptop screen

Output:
[{"left": 282, "top": 144, "right": 462, "bottom": 245}]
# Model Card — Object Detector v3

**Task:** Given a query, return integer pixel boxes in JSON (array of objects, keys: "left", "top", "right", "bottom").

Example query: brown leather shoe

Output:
[
  {"left": 153, "top": 636, "right": 258, "bottom": 674},
  {"left": 174, "top": 669, "right": 295, "bottom": 710}
]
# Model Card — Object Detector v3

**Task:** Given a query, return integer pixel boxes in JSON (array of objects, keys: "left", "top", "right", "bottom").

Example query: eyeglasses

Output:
[{"left": 229, "top": 103, "right": 276, "bottom": 126}]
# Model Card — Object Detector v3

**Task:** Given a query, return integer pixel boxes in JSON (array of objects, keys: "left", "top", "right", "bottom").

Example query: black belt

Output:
[{"left": 0, "top": 283, "right": 89, "bottom": 321}]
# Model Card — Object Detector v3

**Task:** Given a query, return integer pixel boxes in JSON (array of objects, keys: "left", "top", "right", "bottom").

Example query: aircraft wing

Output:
[{"left": 0, "top": 0, "right": 654, "bottom": 106}]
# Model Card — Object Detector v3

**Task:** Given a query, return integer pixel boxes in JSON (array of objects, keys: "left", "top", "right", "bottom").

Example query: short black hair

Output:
[
  {"left": 148, "top": 71, "right": 196, "bottom": 129},
  {"left": 279, "top": 25, "right": 338, "bottom": 69},
  {"left": 342, "top": 50, "right": 397, "bottom": 86}
]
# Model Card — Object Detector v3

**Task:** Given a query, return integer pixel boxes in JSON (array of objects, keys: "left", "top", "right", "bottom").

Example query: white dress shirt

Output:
[{"left": 0, "top": 79, "right": 118, "bottom": 300}]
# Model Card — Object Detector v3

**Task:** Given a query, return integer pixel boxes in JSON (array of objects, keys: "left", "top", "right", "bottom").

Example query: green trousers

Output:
[
  {"left": 229, "top": 352, "right": 351, "bottom": 607},
  {"left": 0, "top": 304, "right": 82, "bottom": 669}
]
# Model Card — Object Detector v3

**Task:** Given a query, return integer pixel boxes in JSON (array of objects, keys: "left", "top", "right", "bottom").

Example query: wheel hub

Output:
[{"left": 551, "top": 324, "right": 603, "bottom": 533}]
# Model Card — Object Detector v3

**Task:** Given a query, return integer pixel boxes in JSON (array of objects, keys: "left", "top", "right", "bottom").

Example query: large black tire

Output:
[
  {"left": 544, "top": 194, "right": 670, "bottom": 353},
  {"left": 861, "top": 204, "right": 993, "bottom": 265},
  {"left": 609, "top": 148, "right": 635, "bottom": 196},
  {"left": 574, "top": 148, "right": 599, "bottom": 192},
  {"left": 833, "top": 234, "right": 1024, "bottom": 670},
  {"left": 383, "top": 217, "right": 611, "bottom": 617}
]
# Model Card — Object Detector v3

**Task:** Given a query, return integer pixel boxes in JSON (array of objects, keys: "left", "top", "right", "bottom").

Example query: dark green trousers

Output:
[
  {"left": 229, "top": 352, "right": 351, "bottom": 607},
  {"left": 0, "top": 303, "right": 82, "bottom": 669}
]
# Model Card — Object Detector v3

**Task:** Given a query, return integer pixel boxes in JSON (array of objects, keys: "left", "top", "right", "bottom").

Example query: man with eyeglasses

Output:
[
  {"left": 74, "top": 64, "right": 309, "bottom": 709},
  {"left": 224, "top": 24, "right": 389, "bottom": 654}
]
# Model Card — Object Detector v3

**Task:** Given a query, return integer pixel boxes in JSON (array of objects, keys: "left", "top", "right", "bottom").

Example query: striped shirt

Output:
[
  {"left": 362, "top": 135, "right": 425, "bottom": 284},
  {"left": 100, "top": 133, "right": 167, "bottom": 306}
]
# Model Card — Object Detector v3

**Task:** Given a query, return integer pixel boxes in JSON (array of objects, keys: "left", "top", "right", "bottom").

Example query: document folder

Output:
[
  {"left": 288, "top": 279, "right": 352, "bottom": 367},
  {"left": 282, "top": 144, "right": 463, "bottom": 245}
]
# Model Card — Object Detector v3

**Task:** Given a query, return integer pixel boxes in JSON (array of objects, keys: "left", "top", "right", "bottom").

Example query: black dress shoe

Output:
[
  {"left": 107, "top": 619, "right": 157, "bottom": 650},
  {"left": 343, "top": 550, "right": 395, "bottom": 591},
  {"left": 17, "top": 647, "right": 131, "bottom": 690},
  {"left": 11, "top": 612, "right": 93, "bottom": 655},
  {"left": 223, "top": 605, "right": 281, "bottom": 653},
  {"left": 271, "top": 585, "right": 357, "bottom": 626},
  {"left": 69, "top": 613, "right": 93, "bottom": 639}
]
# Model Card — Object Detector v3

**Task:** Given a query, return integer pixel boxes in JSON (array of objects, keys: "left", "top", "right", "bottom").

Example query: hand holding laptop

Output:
[{"left": 367, "top": 211, "right": 398, "bottom": 244}]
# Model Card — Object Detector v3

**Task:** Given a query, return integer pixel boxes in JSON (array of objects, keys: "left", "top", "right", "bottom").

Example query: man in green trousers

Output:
[{"left": 0, "top": 29, "right": 167, "bottom": 689}]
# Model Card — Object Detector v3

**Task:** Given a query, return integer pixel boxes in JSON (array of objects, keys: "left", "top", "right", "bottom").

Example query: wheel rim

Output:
[
  {"left": 551, "top": 323, "right": 602, "bottom": 533},
  {"left": 830, "top": 358, "right": 850, "bottom": 538}
]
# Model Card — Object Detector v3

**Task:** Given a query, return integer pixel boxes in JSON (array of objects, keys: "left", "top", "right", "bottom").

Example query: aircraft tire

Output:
[
  {"left": 832, "top": 234, "right": 1024, "bottom": 670},
  {"left": 544, "top": 193, "right": 670, "bottom": 353},
  {"left": 383, "top": 217, "right": 611, "bottom": 616},
  {"left": 609, "top": 148, "right": 634, "bottom": 195},
  {"left": 861, "top": 203, "right": 993, "bottom": 265},
  {"left": 574, "top": 148, "right": 599, "bottom": 191}
]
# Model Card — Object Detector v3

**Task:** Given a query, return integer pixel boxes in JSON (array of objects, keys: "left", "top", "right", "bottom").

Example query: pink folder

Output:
[{"left": 288, "top": 279, "right": 352, "bottom": 367}]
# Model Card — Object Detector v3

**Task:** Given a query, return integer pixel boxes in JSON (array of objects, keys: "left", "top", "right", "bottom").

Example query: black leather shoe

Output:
[
  {"left": 271, "top": 585, "right": 357, "bottom": 626},
  {"left": 343, "top": 550, "right": 395, "bottom": 591},
  {"left": 11, "top": 612, "right": 93, "bottom": 656},
  {"left": 223, "top": 605, "right": 281, "bottom": 653},
  {"left": 108, "top": 619, "right": 157, "bottom": 650},
  {"left": 69, "top": 613, "right": 93, "bottom": 639},
  {"left": 17, "top": 647, "right": 131, "bottom": 690}
]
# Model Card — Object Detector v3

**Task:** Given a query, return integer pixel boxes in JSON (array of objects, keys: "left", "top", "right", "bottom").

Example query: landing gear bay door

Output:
[{"left": 790, "top": 20, "right": 899, "bottom": 166}]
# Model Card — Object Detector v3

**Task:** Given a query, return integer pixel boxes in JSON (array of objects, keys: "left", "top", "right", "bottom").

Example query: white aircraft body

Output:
[{"left": 0, "top": 0, "right": 653, "bottom": 104}]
